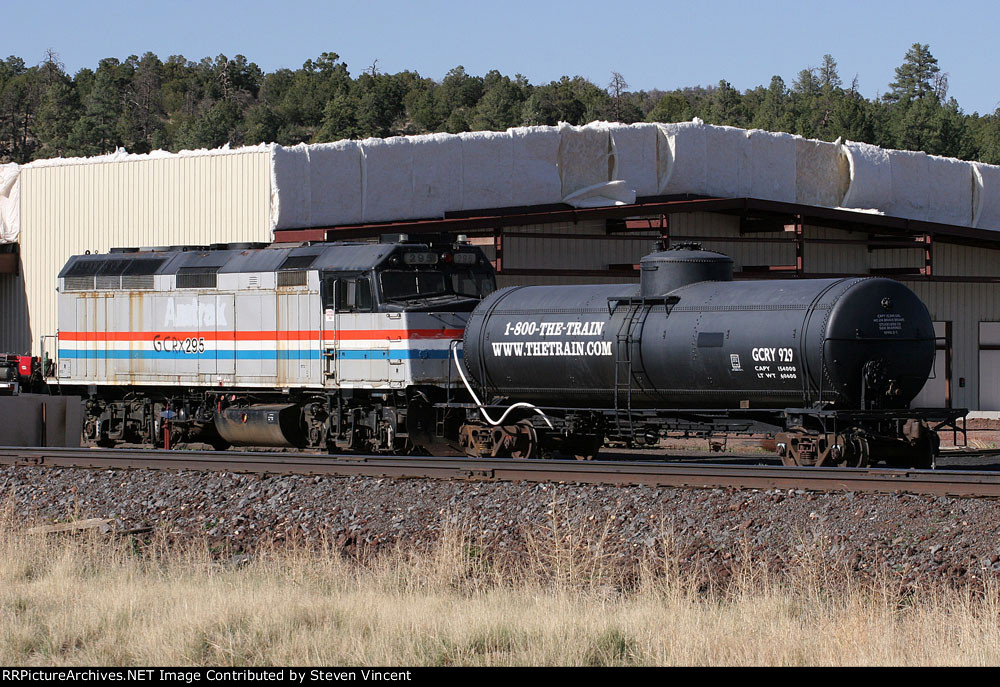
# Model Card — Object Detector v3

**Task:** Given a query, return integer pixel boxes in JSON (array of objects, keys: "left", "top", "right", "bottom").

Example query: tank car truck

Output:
[{"left": 48, "top": 235, "right": 495, "bottom": 453}]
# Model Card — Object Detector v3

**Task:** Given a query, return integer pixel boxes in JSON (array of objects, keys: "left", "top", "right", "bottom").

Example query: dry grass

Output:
[{"left": 2, "top": 510, "right": 1000, "bottom": 666}]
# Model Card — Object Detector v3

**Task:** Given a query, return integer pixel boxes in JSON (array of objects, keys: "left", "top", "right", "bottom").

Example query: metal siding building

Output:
[
  {"left": 2, "top": 136, "right": 999, "bottom": 413},
  {"left": 280, "top": 202, "right": 1000, "bottom": 412},
  {"left": 1, "top": 150, "right": 271, "bottom": 355}
]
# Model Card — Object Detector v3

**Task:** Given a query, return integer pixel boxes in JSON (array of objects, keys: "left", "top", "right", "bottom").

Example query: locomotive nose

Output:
[{"left": 822, "top": 278, "right": 936, "bottom": 408}]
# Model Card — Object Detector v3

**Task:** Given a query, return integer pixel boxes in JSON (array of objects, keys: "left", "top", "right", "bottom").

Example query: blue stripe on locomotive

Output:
[{"left": 57, "top": 348, "right": 460, "bottom": 361}]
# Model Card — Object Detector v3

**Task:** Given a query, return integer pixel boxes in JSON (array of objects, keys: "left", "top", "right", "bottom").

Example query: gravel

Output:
[{"left": 3, "top": 465, "right": 999, "bottom": 589}]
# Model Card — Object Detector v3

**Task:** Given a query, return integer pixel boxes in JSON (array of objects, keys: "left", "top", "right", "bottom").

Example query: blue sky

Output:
[{"left": 7, "top": 0, "right": 999, "bottom": 115}]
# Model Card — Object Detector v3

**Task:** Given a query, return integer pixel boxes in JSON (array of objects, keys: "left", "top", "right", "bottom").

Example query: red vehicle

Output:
[{"left": 0, "top": 354, "right": 40, "bottom": 395}]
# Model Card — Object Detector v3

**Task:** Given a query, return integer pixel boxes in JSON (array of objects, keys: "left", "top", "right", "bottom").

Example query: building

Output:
[
  {"left": 0, "top": 146, "right": 272, "bottom": 356},
  {"left": 1, "top": 122, "right": 999, "bottom": 410}
]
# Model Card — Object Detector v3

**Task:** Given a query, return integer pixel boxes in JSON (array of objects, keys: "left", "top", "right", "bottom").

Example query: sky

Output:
[{"left": 6, "top": 0, "right": 1000, "bottom": 115}]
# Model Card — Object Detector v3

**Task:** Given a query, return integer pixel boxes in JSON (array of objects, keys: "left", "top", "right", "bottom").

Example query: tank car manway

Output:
[{"left": 3, "top": 447, "right": 1000, "bottom": 499}]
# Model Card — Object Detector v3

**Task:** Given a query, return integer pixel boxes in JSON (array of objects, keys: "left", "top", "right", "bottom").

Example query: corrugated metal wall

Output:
[
  {"left": 2, "top": 150, "right": 272, "bottom": 355},
  {"left": 497, "top": 219, "right": 649, "bottom": 287},
  {"left": 909, "top": 242, "right": 1000, "bottom": 411},
  {"left": 0, "top": 256, "right": 31, "bottom": 354},
  {"left": 3, "top": 158, "right": 997, "bottom": 412}
]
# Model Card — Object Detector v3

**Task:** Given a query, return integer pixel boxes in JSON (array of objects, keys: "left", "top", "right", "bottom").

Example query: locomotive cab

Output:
[{"left": 319, "top": 241, "right": 495, "bottom": 315}]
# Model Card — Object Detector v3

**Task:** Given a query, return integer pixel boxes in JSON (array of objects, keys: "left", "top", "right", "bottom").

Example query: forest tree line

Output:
[{"left": 1, "top": 43, "right": 998, "bottom": 165}]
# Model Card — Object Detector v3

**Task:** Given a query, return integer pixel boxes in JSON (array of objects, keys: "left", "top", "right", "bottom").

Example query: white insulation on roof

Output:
[
  {"left": 926, "top": 155, "right": 974, "bottom": 226},
  {"left": 460, "top": 130, "right": 515, "bottom": 211},
  {"left": 412, "top": 132, "right": 463, "bottom": 218},
  {"left": 5, "top": 121, "right": 1000, "bottom": 245},
  {"left": 511, "top": 126, "right": 562, "bottom": 206},
  {"left": 657, "top": 120, "right": 707, "bottom": 195},
  {"left": 0, "top": 163, "right": 19, "bottom": 243},
  {"left": 841, "top": 141, "right": 893, "bottom": 211},
  {"left": 609, "top": 123, "right": 658, "bottom": 197},
  {"left": 974, "top": 162, "right": 1000, "bottom": 230},
  {"left": 795, "top": 138, "right": 849, "bottom": 207}
]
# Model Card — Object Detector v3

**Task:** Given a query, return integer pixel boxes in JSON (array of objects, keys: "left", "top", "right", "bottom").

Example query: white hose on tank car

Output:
[{"left": 452, "top": 344, "right": 554, "bottom": 429}]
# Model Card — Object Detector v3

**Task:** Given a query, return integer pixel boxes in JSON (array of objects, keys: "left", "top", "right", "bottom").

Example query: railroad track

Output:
[{"left": 3, "top": 446, "right": 1000, "bottom": 499}]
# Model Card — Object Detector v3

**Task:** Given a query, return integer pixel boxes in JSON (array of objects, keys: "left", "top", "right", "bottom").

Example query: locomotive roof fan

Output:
[{"left": 639, "top": 242, "right": 734, "bottom": 297}]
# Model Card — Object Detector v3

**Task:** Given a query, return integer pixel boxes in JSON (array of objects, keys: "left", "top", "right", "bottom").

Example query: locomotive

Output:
[
  {"left": 47, "top": 237, "right": 961, "bottom": 468},
  {"left": 51, "top": 235, "right": 495, "bottom": 453}
]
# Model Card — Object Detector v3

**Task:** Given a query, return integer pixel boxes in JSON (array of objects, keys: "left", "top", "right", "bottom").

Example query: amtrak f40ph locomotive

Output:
[
  {"left": 47, "top": 238, "right": 962, "bottom": 467},
  {"left": 51, "top": 236, "right": 495, "bottom": 453}
]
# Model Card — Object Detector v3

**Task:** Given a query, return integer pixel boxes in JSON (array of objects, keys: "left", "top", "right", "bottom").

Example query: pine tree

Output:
[
  {"left": 646, "top": 92, "right": 690, "bottom": 124},
  {"left": 472, "top": 71, "right": 524, "bottom": 130},
  {"left": 704, "top": 80, "right": 745, "bottom": 127},
  {"left": 886, "top": 43, "right": 941, "bottom": 103},
  {"left": 35, "top": 77, "right": 80, "bottom": 157},
  {"left": 884, "top": 44, "right": 949, "bottom": 152},
  {"left": 751, "top": 76, "right": 793, "bottom": 132},
  {"left": 71, "top": 58, "right": 127, "bottom": 155}
]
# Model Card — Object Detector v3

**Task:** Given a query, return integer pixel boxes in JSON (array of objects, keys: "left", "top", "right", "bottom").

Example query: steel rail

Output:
[{"left": 3, "top": 446, "right": 1000, "bottom": 498}]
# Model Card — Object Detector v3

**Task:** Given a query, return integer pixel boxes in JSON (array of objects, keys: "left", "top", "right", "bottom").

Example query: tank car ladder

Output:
[{"left": 612, "top": 301, "right": 645, "bottom": 442}]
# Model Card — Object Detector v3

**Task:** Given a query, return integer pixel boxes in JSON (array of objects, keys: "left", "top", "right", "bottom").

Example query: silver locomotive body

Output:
[{"left": 52, "top": 238, "right": 493, "bottom": 451}]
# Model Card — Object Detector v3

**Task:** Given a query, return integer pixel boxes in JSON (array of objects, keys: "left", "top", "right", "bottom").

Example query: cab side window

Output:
[{"left": 335, "top": 277, "right": 373, "bottom": 312}]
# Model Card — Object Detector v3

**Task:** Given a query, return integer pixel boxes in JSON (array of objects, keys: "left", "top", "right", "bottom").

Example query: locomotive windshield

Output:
[
  {"left": 380, "top": 269, "right": 495, "bottom": 302},
  {"left": 451, "top": 272, "right": 495, "bottom": 298},
  {"left": 381, "top": 270, "right": 448, "bottom": 300}
]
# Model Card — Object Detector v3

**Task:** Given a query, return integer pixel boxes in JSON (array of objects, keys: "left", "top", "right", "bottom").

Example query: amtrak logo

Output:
[{"left": 730, "top": 354, "right": 742, "bottom": 372}]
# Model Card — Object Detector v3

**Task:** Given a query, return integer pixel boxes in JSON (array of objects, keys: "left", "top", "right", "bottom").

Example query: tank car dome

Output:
[{"left": 639, "top": 243, "right": 733, "bottom": 297}]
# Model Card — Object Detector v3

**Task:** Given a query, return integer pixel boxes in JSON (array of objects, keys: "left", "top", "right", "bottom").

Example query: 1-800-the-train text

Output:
[
  {"left": 503, "top": 320, "right": 607, "bottom": 337},
  {"left": 496, "top": 320, "right": 612, "bottom": 356}
]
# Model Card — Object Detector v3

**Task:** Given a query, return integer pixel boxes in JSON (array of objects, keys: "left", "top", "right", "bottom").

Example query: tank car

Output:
[
  {"left": 457, "top": 244, "right": 963, "bottom": 467},
  {"left": 49, "top": 235, "right": 495, "bottom": 453}
]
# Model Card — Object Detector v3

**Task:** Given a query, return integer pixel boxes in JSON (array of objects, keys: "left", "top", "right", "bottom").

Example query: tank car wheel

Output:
[
  {"left": 777, "top": 431, "right": 870, "bottom": 468},
  {"left": 843, "top": 436, "right": 870, "bottom": 468},
  {"left": 507, "top": 420, "right": 538, "bottom": 460},
  {"left": 458, "top": 421, "right": 539, "bottom": 459},
  {"left": 776, "top": 430, "right": 816, "bottom": 466}
]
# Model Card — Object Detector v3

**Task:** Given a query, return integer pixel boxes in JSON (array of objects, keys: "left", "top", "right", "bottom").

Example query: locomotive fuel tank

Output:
[
  {"left": 463, "top": 247, "right": 936, "bottom": 410},
  {"left": 214, "top": 404, "right": 306, "bottom": 448}
]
